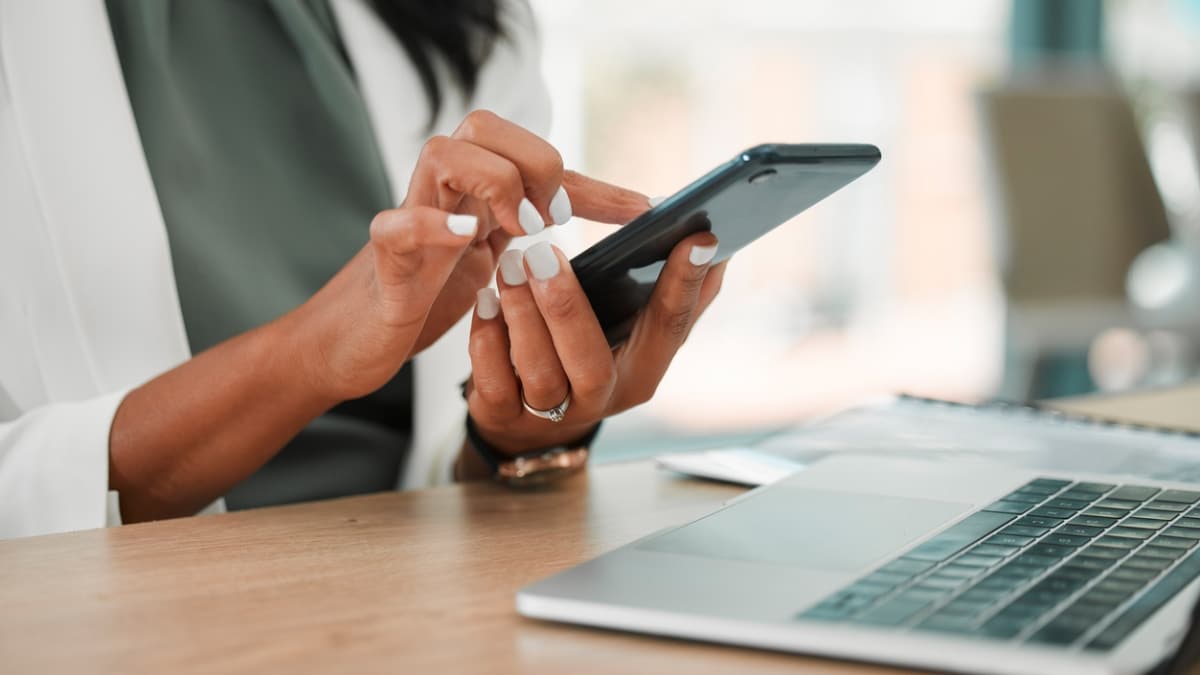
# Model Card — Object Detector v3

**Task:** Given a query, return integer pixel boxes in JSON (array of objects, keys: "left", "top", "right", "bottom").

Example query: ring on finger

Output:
[{"left": 521, "top": 388, "right": 571, "bottom": 423}]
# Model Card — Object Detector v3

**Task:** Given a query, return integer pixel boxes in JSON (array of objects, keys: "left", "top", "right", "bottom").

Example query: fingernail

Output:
[
  {"left": 517, "top": 197, "right": 544, "bottom": 236},
  {"left": 648, "top": 195, "right": 667, "bottom": 208},
  {"left": 689, "top": 243, "right": 718, "bottom": 266},
  {"left": 498, "top": 249, "right": 527, "bottom": 285},
  {"left": 446, "top": 213, "right": 478, "bottom": 237},
  {"left": 524, "top": 241, "right": 560, "bottom": 281},
  {"left": 476, "top": 287, "right": 500, "bottom": 320},
  {"left": 549, "top": 185, "right": 573, "bottom": 225}
]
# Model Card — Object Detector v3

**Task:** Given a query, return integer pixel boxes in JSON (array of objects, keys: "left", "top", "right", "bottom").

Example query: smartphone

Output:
[{"left": 571, "top": 143, "right": 881, "bottom": 346}]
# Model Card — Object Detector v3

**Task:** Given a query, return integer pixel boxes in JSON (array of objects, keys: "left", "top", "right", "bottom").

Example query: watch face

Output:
[{"left": 497, "top": 448, "right": 589, "bottom": 487}]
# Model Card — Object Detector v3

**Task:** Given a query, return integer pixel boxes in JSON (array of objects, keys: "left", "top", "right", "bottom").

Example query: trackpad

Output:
[{"left": 639, "top": 487, "right": 971, "bottom": 572}]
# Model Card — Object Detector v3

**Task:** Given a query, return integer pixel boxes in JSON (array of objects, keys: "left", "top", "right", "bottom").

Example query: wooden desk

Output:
[{"left": 2, "top": 384, "right": 1198, "bottom": 674}]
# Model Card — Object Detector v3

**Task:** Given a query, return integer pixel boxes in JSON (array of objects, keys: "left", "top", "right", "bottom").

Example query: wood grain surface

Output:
[{"left": 2, "top": 384, "right": 1197, "bottom": 674}]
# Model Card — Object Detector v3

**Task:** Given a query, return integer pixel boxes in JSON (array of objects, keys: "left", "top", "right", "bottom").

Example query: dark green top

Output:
[{"left": 107, "top": 0, "right": 413, "bottom": 508}]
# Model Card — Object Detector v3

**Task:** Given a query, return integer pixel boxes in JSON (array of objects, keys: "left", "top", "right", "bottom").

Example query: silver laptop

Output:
[{"left": 517, "top": 455, "right": 1200, "bottom": 675}]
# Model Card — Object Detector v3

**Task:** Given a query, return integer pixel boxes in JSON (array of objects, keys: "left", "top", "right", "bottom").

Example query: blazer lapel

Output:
[{"left": 0, "top": 0, "right": 190, "bottom": 393}]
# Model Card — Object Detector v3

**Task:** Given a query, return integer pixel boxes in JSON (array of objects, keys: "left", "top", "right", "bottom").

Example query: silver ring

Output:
[{"left": 521, "top": 389, "right": 571, "bottom": 423}]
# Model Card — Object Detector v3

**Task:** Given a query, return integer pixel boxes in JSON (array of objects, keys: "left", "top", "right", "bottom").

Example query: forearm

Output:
[{"left": 108, "top": 307, "right": 340, "bottom": 522}]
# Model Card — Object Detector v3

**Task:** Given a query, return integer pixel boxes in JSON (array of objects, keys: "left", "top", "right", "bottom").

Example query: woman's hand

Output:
[
  {"left": 299, "top": 110, "right": 640, "bottom": 400},
  {"left": 465, "top": 229, "right": 727, "bottom": 455}
]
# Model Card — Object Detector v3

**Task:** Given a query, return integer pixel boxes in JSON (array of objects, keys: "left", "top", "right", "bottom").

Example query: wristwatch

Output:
[{"left": 464, "top": 415, "right": 599, "bottom": 487}]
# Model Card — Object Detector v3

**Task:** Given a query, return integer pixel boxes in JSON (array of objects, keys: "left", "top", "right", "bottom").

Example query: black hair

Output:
[{"left": 368, "top": 0, "right": 505, "bottom": 122}]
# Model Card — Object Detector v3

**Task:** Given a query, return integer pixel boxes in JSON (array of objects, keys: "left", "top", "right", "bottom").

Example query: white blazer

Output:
[{"left": 0, "top": 0, "right": 551, "bottom": 539}]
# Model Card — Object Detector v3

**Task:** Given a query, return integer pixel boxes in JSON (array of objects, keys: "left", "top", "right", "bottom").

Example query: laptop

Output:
[{"left": 517, "top": 455, "right": 1200, "bottom": 675}]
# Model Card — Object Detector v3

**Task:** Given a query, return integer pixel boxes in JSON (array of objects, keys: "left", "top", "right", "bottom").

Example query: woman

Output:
[{"left": 0, "top": 0, "right": 724, "bottom": 538}]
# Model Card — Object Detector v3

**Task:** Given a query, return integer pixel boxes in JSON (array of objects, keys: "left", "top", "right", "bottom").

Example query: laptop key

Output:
[
  {"left": 1179, "top": 517, "right": 1200, "bottom": 529},
  {"left": 1028, "top": 543, "right": 1073, "bottom": 559},
  {"left": 1146, "top": 501, "right": 1189, "bottom": 513},
  {"left": 1044, "top": 498, "right": 1090, "bottom": 511},
  {"left": 1086, "top": 545, "right": 1200, "bottom": 651},
  {"left": 1109, "top": 527, "right": 1154, "bottom": 541},
  {"left": 1044, "top": 533, "right": 1090, "bottom": 547},
  {"left": 915, "top": 614, "right": 976, "bottom": 634},
  {"left": 1017, "top": 515, "right": 1064, "bottom": 529},
  {"left": 1119, "top": 518, "right": 1166, "bottom": 531},
  {"left": 1059, "top": 525, "right": 1104, "bottom": 538},
  {"left": 1133, "top": 510, "right": 1178, "bottom": 522},
  {"left": 972, "top": 543, "right": 1020, "bottom": 558},
  {"left": 879, "top": 558, "right": 935, "bottom": 576},
  {"left": 1029, "top": 478, "right": 1072, "bottom": 490},
  {"left": 1003, "top": 525, "right": 1050, "bottom": 538},
  {"left": 986, "top": 533, "right": 1035, "bottom": 548},
  {"left": 1085, "top": 507, "right": 1128, "bottom": 519},
  {"left": 1138, "top": 545, "right": 1186, "bottom": 561},
  {"left": 1029, "top": 507, "right": 1076, "bottom": 520},
  {"left": 1029, "top": 615, "right": 1094, "bottom": 645},
  {"left": 1149, "top": 536, "right": 1196, "bottom": 550},
  {"left": 1108, "top": 486, "right": 1160, "bottom": 502},
  {"left": 1123, "top": 555, "right": 1173, "bottom": 572},
  {"left": 1003, "top": 492, "right": 1045, "bottom": 505},
  {"left": 1097, "top": 499, "right": 1141, "bottom": 511},
  {"left": 985, "top": 501, "right": 1035, "bottom": 515},
  {"left": 1074, "top": 482, "right": 1116, "bottom": 494},
  {"left": 934, "top": 564, "right": 982, "bottom": 579},
  {"left": 1165, "top": 526, "right": 1200, "bottom": 541},
  {"left": 855, "top": 598, "right": 932, "bottom": 626},
  {"left": 906, "top": 511, "right": 1015, "bottom": 562},
  {"left": 1070, "top": 515, "right": 1118, "bottom": 529},
  {"left": 1094, "top": 535, "right": 1141, "bottom": 550},
  {"left": 1157, "top": 490, "right": 1200, "bottom": 504},
  {"left": 1077, "top": 546, "right": 1128, "bottom": 561},
  {"left": 955, "top": 553, "right": 1005, "bottom": 568}
]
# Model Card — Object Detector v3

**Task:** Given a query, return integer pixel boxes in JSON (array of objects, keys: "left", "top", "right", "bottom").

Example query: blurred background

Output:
[{"left": 526, "top": 0, "right": 1200, "bottom": 461}]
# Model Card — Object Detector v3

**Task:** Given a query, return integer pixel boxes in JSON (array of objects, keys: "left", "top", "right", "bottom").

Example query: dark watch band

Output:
[{"left": 464, "top": 415, "right": 601, "bottom": 476}]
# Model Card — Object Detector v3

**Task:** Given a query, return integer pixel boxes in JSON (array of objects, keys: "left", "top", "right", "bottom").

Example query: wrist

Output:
[{"left": 463, "top": 416, "right": 599, "bottom": 486}]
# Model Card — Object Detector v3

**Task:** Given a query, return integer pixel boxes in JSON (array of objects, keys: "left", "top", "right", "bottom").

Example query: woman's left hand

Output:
[{"left": 465, "top": 223, "right": 726, "bottom": 455}]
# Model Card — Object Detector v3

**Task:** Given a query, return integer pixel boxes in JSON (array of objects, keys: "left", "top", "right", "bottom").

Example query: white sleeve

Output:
[{"left": 0, "top": 389, "right": 130, "bottom": 539}]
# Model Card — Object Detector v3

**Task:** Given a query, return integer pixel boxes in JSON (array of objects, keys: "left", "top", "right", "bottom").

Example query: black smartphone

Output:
[{"left": 571, "top": 143, "right": 881, "bottom": 346}]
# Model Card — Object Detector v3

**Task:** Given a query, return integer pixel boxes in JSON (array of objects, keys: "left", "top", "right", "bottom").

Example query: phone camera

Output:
[{"left": 748, "top": 169, "right": 778, "bottom": 185}]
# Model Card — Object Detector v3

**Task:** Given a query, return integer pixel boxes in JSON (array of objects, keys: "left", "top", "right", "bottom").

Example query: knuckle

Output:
[
  {"left": 420, "top": 134, "right": 453, "bottom": 163},
  {"left": 458, "top": 109, "right": 499, "bottom": 139},
  {"left": 574, "top": 362, "right": 616, "bottom": 399},
  {"left": 539, "top": 289, "right": 582, "bottom": 323},
  {"left": 519, "top": 365, "right": 564, "bottom": 396},
  {"left": 536, "top": 147, "right": 565, "bottom": 185},
  {"left": 657, "top": 302, "right": 694, "bottom": 341}
]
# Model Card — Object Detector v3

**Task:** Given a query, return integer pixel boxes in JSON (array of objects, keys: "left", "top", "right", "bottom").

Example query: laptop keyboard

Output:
[{"left": 798, "top": 478, "right": 1200, "bottom": 651}]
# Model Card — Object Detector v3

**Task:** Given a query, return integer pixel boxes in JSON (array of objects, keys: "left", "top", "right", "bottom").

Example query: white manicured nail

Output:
[
  {"left": 476, "top": 287, "right": 500, "bottom": 320},
  {"left": 648, "top": 195, "right": 667, "bottom": 207},
  {"left": 524, "top": 241, "right": 560, "bottom": 280},
  {"left": 517, "top": 197, "right": 544, "bottom": 235},
  {"left": 498, "top": 249, "right": 527, "bottom": 285},
  {"left": 689, "top": 243, "right": 718, "bottom": 266},
  {"left": 446, "top": 213, "right": 478, "bottom": 237},
  {"left": 549, "top": 185, "right": 573, "bottom": 225}
]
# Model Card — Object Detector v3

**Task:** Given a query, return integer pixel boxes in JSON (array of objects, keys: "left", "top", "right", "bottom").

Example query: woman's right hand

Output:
[{"left": 292, "top": 110, "right": 647, "bottom": 402}]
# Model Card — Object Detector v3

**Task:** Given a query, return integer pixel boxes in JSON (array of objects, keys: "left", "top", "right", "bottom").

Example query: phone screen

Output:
[{"left": 571, "top": 143, "right": 881, "bottom": 346}]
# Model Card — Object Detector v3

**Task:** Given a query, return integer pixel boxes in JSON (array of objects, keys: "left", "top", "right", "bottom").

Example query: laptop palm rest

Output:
[{"left": 638, "top": 487, "right": 971, "bottom": 572}]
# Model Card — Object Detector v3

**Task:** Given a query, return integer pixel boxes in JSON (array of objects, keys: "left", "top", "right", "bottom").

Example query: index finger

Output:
[{"left": 562, "top": 170, "right": 651, "bottom": 224}]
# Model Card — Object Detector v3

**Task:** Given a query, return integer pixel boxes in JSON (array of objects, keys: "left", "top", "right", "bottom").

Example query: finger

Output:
[
  {"left": 562, "top": 170, "right": 652, "bottom": 224},
  {"left": 452, "top": 110, "right": 570, "bottom": 226},
  {"left": 406, "top": 136, "right": 547, "bottom": 238},
  {"left": 522, "top": 241, "right": 616, "bottom": 410},
  {"left": 695, "top": 260, "right": 728, "bottom": 318},
  {"left": 496, "top": 250, "right": 571, "bottom": 413},
  {"left": 367, "top": 207, "right": 478, "bottom": 326},
  {"left": 467, "top": 288, "right": 521, "bottom": 423},
  {"left": 616, "top": 232, "right": 719, "bottom": 407}
]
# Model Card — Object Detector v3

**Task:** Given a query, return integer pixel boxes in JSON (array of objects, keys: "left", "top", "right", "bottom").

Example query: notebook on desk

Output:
[{"left": 656, "top": 394, "right": 1200, "bottom": 487}]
